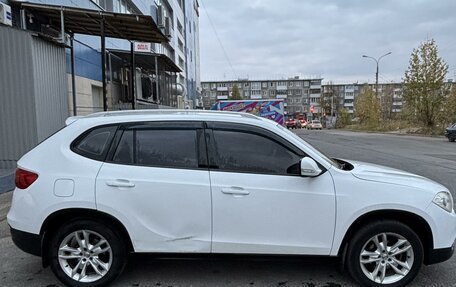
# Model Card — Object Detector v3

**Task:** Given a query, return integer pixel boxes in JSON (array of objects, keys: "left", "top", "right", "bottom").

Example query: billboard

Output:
[{"left": 212, "top": 99, "right": 285, "bottom": 125}]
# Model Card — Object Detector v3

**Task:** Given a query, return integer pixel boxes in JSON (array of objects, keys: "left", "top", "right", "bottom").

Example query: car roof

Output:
[{"left": 65, "top": 109, "right": 267, "bottom": 126}]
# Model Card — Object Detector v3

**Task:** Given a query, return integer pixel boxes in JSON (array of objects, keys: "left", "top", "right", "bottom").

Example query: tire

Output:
[
  {"left": 450, "top": 138, "right": 455, "bottom": 142},
  {"left": 48, "top": 219, "right": 127, "bottom": 287},
  {"left": 346, "top": 220, "right": 423, "bottom": 287}
]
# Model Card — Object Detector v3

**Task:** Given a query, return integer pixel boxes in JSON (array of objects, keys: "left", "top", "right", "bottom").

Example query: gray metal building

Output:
[{"left": 0, "top": 25, "right": 68, "bottom": 169}]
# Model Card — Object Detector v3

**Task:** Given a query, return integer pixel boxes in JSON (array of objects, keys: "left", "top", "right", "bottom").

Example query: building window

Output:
[
  {"left": 262, "top": 82, "right": 267, "bottom": 88},
  {"left": 289, "top": 82, "right": 293, "bottom": 87},
  {"left": 251, "top": 82, "right": 261, "bottom": 89},
  {"left": 244, "top": 82, "right": 249, "bottom": 87},
  {"left": 270, "top": 82, "right": 275, "bottom": 87},
  {"left": 177, "top": 20, "right": 184, "bottom": 36},
  {"left": 270, "top": 90, "right": 276, "bottom": 96},
  {"left": 278, "top": 81, "right": 286, "bottom": 86},
  {"left": 296, "top": 81, "right": 301, "bottom": 87}
]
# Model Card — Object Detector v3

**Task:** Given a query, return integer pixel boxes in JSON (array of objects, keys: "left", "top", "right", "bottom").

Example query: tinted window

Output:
[
  {"left": 212, "top": 130, "right": 301, "bottom": 175},
  {"left": 73, "top": 126, "right": 117, "bottom": 161},
  {"left": 112, "top": 128, "right": 199, "bottom": 169}
]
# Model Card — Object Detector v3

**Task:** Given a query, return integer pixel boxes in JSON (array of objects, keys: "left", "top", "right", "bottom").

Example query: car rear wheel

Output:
[
  {"left": 48, "top": 220, "right": 127, "bottom": 287},
  {"left": 346, "top": 220, "right": 423, "bottom": 287},
  {"left": 450, "top": 138, "right": 455, "bottom": 142}
]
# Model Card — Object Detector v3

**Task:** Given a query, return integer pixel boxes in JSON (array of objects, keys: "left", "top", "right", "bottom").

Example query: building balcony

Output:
[
  {"left": 310, "top": 84, "right": 321, "bottom": 89},
  {"left": 276, "top": 85, "right": 288, "bottom": 91},
  {"left": 344, "top": 102, "right": 354, "bottom": 107},
  {"left": 217, "top": 95, "right": 228, "bottom": 100},
  {"left": 277, "top": 94, "right": 287, "bottom": 99},
  {"left": 345, "top": 95, "right": 355, "bottom": 100},
  {"left": 309, "top": 94, "right": 321, "bottom": 98},
  {"left": 251, "top": 94, "right": 262, "bottom": 99},
  {"left": 217, "top": 87, "right": 228, "bottom": 91}
]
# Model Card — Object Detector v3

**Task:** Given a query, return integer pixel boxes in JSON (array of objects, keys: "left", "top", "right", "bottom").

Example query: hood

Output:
[{"left": 347, "top": 160, "right": 447, "bottom": 192}]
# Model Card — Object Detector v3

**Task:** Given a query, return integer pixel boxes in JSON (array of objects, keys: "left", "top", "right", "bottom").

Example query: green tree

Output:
[
  {"left": 336, "top": 108, "right": 351, "bottom": 128},
  {"left": 355, "top": 85, "right": 380, "bottom": 127},
  {"left": 229, "top": 84, "right": 242, "bottom": 100},
  {"left": 403, "top": 39, "right": 449, "bottom": 128}
]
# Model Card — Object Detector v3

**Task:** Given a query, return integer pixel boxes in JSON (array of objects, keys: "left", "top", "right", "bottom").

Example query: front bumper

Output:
[
  {"left": 10, "top": 226, "right": 42, "bottom": 257},
  {"left": 425, "top": 244, "right": 455, "bottom": 265}
]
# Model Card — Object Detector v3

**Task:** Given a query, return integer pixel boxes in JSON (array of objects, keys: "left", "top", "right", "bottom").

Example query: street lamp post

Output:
[{"left": 362, "top": 52, "right": 392, "bottom": 97}]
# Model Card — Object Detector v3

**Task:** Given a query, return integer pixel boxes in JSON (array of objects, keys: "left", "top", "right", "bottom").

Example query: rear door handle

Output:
[
  {"left": 106, "top": 179, "right": 135, "bottom": 188},
  {"left": 221, "top": 186, "right": 250, "bottom": 195}
]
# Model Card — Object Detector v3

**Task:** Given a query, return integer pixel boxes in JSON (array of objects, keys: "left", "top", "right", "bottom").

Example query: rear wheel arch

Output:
[
  {"left": 40, "top": 208, "right": 134, "bottom": 266},
  {"left": 338, "top": 209, "right": 433, "bottom": 262}
]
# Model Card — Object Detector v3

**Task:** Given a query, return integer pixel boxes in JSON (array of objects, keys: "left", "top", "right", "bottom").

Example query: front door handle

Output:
[
  {"left": 106, "top": 179, "right": 135, "bottom": 188},
  {"left": 221, "top": 186, "right": 250, "bottom": 195}
]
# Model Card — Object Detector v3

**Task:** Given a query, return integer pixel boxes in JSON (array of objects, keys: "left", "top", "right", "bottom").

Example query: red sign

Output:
[{"left": 310, "top": 105, "right": 314, "bottom": 113}]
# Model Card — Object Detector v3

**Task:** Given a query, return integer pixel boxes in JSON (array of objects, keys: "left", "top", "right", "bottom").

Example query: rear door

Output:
[{"left": 95, "top": 121, "right": 212, "bottom": 253}]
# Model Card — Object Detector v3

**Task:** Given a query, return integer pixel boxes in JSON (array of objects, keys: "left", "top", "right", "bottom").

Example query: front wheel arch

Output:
[
  {"left": 338, "top": 210, "right": 434, "bottom": 264},
  {"left": 40, "top": 208, "right": 134, "bottom": 267}
]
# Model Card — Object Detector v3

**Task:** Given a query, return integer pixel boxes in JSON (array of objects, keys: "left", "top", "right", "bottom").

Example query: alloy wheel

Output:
[
  {"left": 359, "top": 232, "right": 414, "bottom": 284},
  {"left": 58, "top": 230, "right": 113, "bottom": 283}
]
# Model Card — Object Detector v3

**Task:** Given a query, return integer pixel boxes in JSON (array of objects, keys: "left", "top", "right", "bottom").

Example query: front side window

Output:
[
  {"left": 112, "top": 128, "right": 199, "bottom": 169},
  {"left": 72, "top": 126, "right": 117, "bottom": 161},
  {"left": 212, "top": 130, "right": 302, "bottom": 175}
]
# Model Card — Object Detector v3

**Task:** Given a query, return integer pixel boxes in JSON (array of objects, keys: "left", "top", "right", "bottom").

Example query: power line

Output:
[{"left": 199, "top": 0, "right": 237, "bottom": 79}]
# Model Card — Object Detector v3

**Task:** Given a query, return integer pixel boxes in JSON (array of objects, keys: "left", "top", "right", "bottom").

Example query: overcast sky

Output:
[{"left": 199, "top": 0, "right": 456, "bottom": 84}]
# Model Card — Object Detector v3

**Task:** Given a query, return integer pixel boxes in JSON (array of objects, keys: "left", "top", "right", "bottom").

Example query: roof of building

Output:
[{"left": 11, "top": 1, "right": 168, "bottom": 43}]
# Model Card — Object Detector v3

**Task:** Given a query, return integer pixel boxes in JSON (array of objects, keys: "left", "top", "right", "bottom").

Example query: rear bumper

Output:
[
  {"left": 10, "top": 226, "right": 42, "bottom": 257},
  {"left": 425, "top": 244, "right": 455, "bottom": 265}
]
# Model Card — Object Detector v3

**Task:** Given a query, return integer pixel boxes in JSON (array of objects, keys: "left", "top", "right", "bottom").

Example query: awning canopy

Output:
[
  {"left": 109, "top": 49, "right": 182, "bottom": 73},
  {"left": 12, "top": 1, "right": 168, "bottom": 43}
]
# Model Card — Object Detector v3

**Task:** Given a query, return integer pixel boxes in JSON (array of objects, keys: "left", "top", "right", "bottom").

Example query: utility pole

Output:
[{"left": 362, "top": 52, "right": 392, "bottom": 98}]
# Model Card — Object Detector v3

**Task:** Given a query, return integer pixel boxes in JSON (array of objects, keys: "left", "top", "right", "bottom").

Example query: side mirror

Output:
[{"left": 300, "top": 157, "right": 322, "bottom": 177}]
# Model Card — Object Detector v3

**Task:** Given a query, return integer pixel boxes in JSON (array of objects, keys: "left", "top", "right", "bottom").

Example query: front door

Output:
[{"left": 206, "top": 122, "right": 336, "bottom": 255}]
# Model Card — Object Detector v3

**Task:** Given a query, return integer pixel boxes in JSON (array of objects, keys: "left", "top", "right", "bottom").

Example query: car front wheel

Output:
[
  {"left": 48, "top": 219, "right": 127, "bottom": 287},
  {"left": 346, "top": 220, "right": 423, "bottom": 287}
]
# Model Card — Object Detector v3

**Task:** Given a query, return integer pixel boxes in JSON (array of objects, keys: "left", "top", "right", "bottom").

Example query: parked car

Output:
[
  {"left": 8, "top": 110, "right": 456, "bottom": 287},
  {"left": 285, "top": 118, "right": 299, "bottom": 129},
  {"left": 307, "top": 120, "right": 323, "bottom": 130},
  {"left": 445, "top": 123, "right": 456, "bottom": 142}
]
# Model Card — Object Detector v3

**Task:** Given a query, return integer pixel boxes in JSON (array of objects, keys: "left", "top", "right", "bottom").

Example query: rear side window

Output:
[
  {"left": 72, "top": 126, "right": 117, "bottom": 161},
  {"left": 112, "top": 128, "right": 199, "bottom": 169}
]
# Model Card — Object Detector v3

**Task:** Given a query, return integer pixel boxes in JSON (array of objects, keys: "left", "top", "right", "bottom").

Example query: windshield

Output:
[{"left": 276, "top": 124, "right": 341, "bottom": 168}]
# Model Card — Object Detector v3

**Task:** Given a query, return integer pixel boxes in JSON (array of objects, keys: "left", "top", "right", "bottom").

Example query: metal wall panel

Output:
[
  {"left": 31, "top": 37, "right": 68, "bottom": 141},
  {"left": 0, "top": 25, "right": 38, "bottom": 169},
  {"left": 0, "top": 26, "right": 68, "bottom": 168}
]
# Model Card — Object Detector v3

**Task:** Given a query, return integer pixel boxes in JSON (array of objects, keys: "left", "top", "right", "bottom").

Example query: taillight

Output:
[{"left": 15, "top": 168, "right": 38, "bottom": 189}]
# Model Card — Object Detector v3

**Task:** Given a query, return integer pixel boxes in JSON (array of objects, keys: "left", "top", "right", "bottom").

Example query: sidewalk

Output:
[{"left": 0, "top": 169, "right": 14, "bottom": 194}]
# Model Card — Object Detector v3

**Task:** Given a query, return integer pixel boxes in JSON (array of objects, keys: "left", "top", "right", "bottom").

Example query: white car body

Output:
[{"left": 7, "top": 110, "right": 456, "bottom": 286}]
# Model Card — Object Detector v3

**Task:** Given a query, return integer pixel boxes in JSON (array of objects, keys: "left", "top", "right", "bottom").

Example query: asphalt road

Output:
[{"left": 1, "top": 130, "right": 456, "bottom": 287}]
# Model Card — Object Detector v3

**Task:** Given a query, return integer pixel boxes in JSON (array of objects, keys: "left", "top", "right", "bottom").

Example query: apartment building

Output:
[
  {"left": 201, "top": 77, "right": 323, "bottom": 118},
  {"left": 322, "top": 83, "right": 404, "bottom": 115}
]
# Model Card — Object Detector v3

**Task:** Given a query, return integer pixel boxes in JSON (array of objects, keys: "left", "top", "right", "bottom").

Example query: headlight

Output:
[{"left": 433, "top": 191, "right": 454, "bottom": 213}]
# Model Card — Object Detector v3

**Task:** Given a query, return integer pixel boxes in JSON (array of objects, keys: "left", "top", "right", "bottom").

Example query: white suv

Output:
[{"left": 7, "top": 110, "right": 456, "bottom": 287}]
